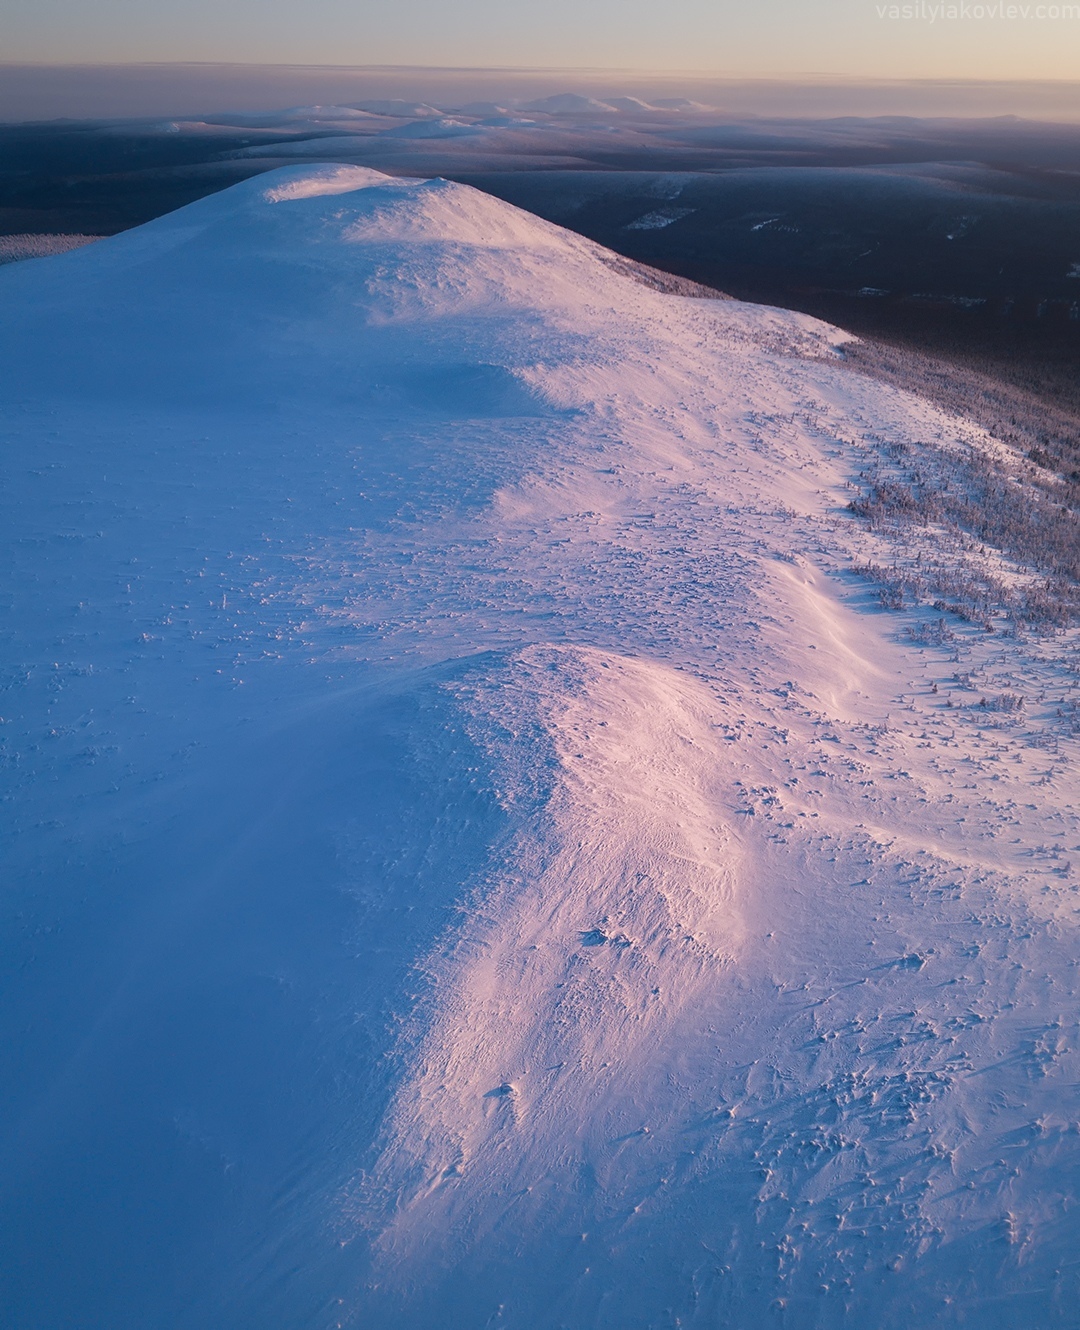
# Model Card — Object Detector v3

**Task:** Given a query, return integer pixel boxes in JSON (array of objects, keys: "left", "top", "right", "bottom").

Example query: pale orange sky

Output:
[{"left": 4, "top": 0, "right": 1080, "bottom": 81}]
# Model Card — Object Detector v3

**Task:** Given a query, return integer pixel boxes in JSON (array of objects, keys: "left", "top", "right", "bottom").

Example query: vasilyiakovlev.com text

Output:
[{"left": 877, "top": 2, "right": 1078, "bottom": 17}]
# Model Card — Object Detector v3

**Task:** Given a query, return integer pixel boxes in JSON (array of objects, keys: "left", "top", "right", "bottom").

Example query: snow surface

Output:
[
  {"left": 378, "top": 117, "right": 483, "bottom": 140},
  {"left": 0, "top": 232, "right": 101, "bottom": 264},
  {"left": 353, "top": 100, "right": 443, "bottom": 118},
  {"left": 2, "top": 163, "right": 1080, "bottom": 1329},
  {"left": 625, "top": 207, "right": 697, "bottom": 231},
  {"left": 523, "top": 94, "right": 623, "bottom": 114}
]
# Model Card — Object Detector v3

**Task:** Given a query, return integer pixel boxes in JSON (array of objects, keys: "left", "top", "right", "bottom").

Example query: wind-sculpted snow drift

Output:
[{"left": 2, "top": 165, "right": 1079, "bottom": 1328}]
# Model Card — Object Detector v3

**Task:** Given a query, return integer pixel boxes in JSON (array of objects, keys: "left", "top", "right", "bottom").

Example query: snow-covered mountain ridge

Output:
[{"left": 2, "top": 165, "right": 1078, "bottom": 1329}]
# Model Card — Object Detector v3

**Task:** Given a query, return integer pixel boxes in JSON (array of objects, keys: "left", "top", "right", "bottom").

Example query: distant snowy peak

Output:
[
  {"left": 649, "top": 97, "right": 717, "bottom": 111},
  {"left": 517, "top": 93, "right": 713, "bottom": 115},
  {"left": 604, "top": 96, "right": 664, "bottom": 113},
  {"left": 159, "top": 94, "right": 729, "bottom": 157},
  {"left": 456, "top": 101, "right": 512, "bottom": 116},
  {"left": 522, "top": 93, "right": 623, "bottom": 114},
  {"left": 199, "top": 107, "right": 385, "bottom": 129},
  {"left": 378, "top": 117, "right": 482, "bottom": 139},
  {"left": 352, "top": 99, "right": 444, "bottom": 118},
  {"left": 273, "top": 105, "right": 384, "bottom": 121}
]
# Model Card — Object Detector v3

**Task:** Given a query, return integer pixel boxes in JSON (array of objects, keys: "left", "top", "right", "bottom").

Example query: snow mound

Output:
[
  {"left": 362, "top": 644, "right": 741, "bottom": 1259},
  {"left": 2, "top": 164, "right": 847, "bottom": 412},
  {"left": 3, "top": 162, "right": 1080, "bottom": 1330},
  {"left": 260, "top": 162, "right": 399, "bottom": 200},
  {"left": 277, "top": 104, "right": 382, "bottom": 121},
  {"left": 650, "top": 97, "right": 716, "bottom": 111},
  {"left": 458, "top": 101, "right": 511, "bottom": 116},
  {"left": 379, "top": 117, "right": 482, "bottom": 139},
  {"left": 523, "top": 93, "right": 619, "bottom": 114},
  {"left": 604, "top": 96, "right": 661, "bottom": 113},
  {"left": 235, "top": 134, "right": 375, "bottom": 159},
  {"left": 354, "top": 99, "right": 443, "bottom": 117}
]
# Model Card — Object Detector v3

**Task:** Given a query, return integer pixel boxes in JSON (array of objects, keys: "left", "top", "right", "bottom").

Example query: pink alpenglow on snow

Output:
[{"left": 1, "top": 164, "right": 1078, "bottom": 1329}]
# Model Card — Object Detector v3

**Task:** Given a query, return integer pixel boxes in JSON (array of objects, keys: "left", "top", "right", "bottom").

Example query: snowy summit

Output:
[{"left": 2, "top": 164, "right": 1079, "bottom": 1329}]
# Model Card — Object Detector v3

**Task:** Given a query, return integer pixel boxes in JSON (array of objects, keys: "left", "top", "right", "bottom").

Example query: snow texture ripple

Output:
[{"left": 1, "top": 164, "right": 1079, "bottom": 1329}]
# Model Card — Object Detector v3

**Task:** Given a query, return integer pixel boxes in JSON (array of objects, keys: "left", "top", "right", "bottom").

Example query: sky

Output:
[{"left": 3, "top": 0, "right": 1080, "bottom": 81}]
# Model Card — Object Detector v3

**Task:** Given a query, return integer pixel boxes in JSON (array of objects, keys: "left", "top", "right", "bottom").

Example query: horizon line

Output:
[{"left": 1, "top": 61, "right": 1079, "bottom": 87}]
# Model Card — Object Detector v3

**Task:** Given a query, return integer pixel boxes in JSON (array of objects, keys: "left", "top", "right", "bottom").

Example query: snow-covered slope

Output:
[{"left": 2, "top": 164, "right": 1079, "bottom": 1329}]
